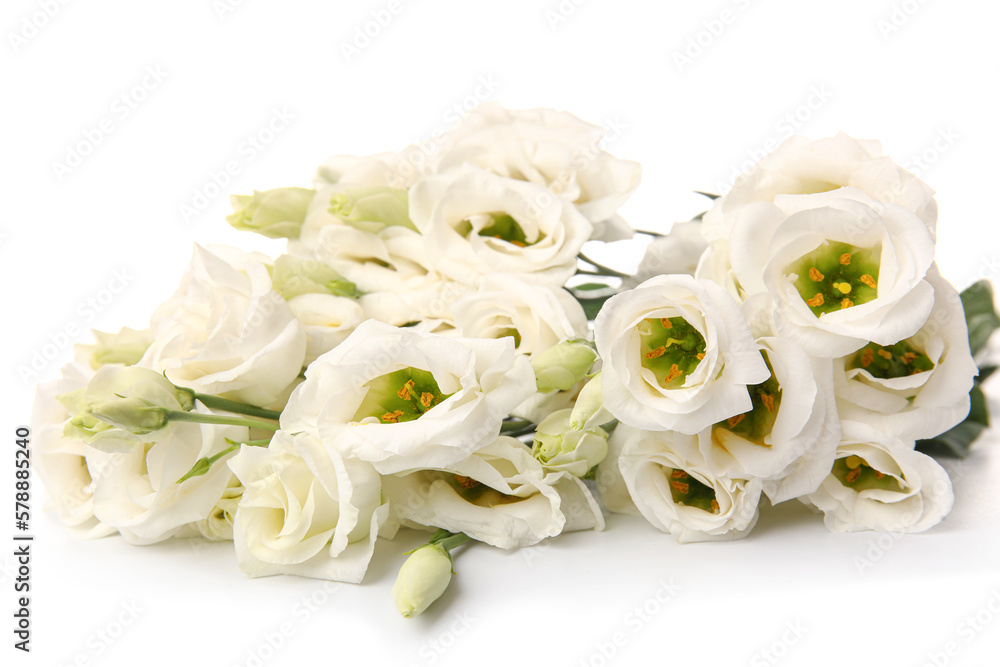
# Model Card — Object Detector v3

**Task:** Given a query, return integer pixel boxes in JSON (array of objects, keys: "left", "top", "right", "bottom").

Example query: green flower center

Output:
[
  {"left": 638, "top": 316, "right": 707, "bottom": 389},
  {"left": 463, "top": 213, "right": 540, "bottom": 247},
  {"left": 447, "top": 473, "right": 521, "bottom": 507},
  {"left": 666, "top": 468, "right": 720, "bottom": 514},
  {"left": 715, "top": 352, "right": 781, "bottom": 446},
  {"left": 789, "top": 241, "right": 881, "bottom": 316},
  {"left": 352, "top": 367, "right": 453, "bottom": 424},
  {"left": 847, "top": 340, "right": 935, "bottom": 379},
  {"left": 831, "top": 455, "right": 903, "bottom": 492}
]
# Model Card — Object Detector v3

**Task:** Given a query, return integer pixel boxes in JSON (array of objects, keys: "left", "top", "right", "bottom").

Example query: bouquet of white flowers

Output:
[{"left": 31, "top": 104, "right": 998, "bottom": 617}]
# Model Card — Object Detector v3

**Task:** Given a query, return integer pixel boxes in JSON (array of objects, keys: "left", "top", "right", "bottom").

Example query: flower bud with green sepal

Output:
[
  {"left": 531, "top": 339, "right": 597, "bottom": 393},
  {"left": 227, "top": 187, "right": 316, "bottom": 239},
  {"left": 532, "top": 408, "right": 609, "bottom": 478},
  {"left": 269, "top": 254, "right": 357, "bottom": 300},
  {"left": 328, "top": 186, "right": 415, "bottom": 234}
]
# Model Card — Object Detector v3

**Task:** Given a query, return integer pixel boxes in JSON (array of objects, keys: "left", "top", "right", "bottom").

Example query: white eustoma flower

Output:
[
  {"left": 31, "top": 364, "right": 116, "bottom": 539},
  {"left": 595, "top": 274, "right": 769, "bottom": 434},
  {"left": 832, "top": 268, "right": 978, "bottom": 440},
  {"left": 597, "top": 425, "right": 761, "bottom": 543},
  {"left": 194, "top": 478, "right": 243, "bottom": 542},
  {"left": 85, "top": 402, "right": 249, "bottom": 545},
  {"left": 622, "top": 221, "right": 708, "bottom": 290},
  {"left": 141, "top": 245, "right": 307, "bottom": 407},
  {"left": 532, "top": 408, "right": 609, "bottom": 477},
  {"left": 408, "top": 165, "right": 593, "bottom": 287},
  {"left": 693, "top": 295, "right": 842, "bottom": 504},
  {"left": 314, "top": 151, "right": 422, "bottom": 190},
  {"left": 383, "top": 436, "right": 604, "bottom": 549},
  {"left": 228, "top": 431, "right": 388, "bottom": 582},
  {"left": 703, "top": 132, "right": 938, "bottom": 241},
  {"left": 803, "top": 422, "right": 953, "bottom": 533},
  {"left": 74, "top": 326, "right": 152, "bottom": 370},
  {"left": 287, "top": 293, "right": 366, "bottom": 366},
  {"left": 429, "top": 102, "right": 641, "bottom": 241},
  {"left": 724, "top": 188, "right": 936, "bottom": 357},
  {"left": 450, "top": 275, "right": 589, "bottom": 357},
  {"left": 280, "top": 320, "right": 536, "bottom": 475}
]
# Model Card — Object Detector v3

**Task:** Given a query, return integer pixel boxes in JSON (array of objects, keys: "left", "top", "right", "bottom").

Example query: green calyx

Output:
[
  {"left": 638, "top": 316, "right": 707, "bottom": 389},
  {"left": 848, "top": 340, "right": 935, "bottom": 379},
  {"left": 790, "top": 241, "right": 881, "bottom": 317},
  {"left": 831, "top": 455, "right": 903, "bottom": 493},
  {"left": 327, "top": 186, "right": 415, "bottom": 233},
  {"left": 353, "top": 368, "right": 454, "bottom": 424},
  {"left": 715, "top": 352, "right": 781, "bottom": 445},
  {"left": 666, "top": 468, "right": 720, "bottom": 514}
]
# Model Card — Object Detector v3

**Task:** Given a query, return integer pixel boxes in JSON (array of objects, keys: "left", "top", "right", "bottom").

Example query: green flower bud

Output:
[
  {"left": 533, "top": 408, "right": 608, "bottom": 477},
  {"left": 227, "top": 187, "right": 316, "bottom": 239},
  {"left": 531, "top": 340, "right": 597, "bottom": 393},
  {"left": 270, "top": 254, "right": 357, "bottom": 300},
  {"left": 76, "top": 327, "right": 152, "bottom": 370},
  {"left": 88, "top": 397, "right": 169, "bottom": 434},
  {"left": 569, "top": 373, "right": 612, "bottom": 430},
  {"left": 328, "top": 186, "right": 414, "bottom": 233},
  {"left": 392, "top": 543, "right": 453, "bottom": 618}
]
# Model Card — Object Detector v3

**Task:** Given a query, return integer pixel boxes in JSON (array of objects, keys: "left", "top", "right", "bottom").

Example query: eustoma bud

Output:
[
  {"left": 392, "top": 543, "right": 454, "bottom": 618},
  {"left": 533, "top": 408, "right": 609, "bottom": 477},
  {"left": 227, "top": 187, "right": 315, "bottom": 239},
  {"left": 531, "top": 339, "right": 597, "bottom": 393}
]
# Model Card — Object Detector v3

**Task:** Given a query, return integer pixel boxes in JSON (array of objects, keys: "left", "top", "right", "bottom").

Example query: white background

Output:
[{"left": 3, "top": 0, "right": 1000, "bottom": 665}]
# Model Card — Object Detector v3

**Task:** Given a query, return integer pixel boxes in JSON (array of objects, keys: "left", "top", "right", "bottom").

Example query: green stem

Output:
[
  {"left": 193, "top": 394, "right": 283, "bottom": 421},
  {"left": 500, "top": 418, "right": 534, "bottom": 434},
  {"left": 633, "top": 229, "right": 665, "bottom": 238},
  {"left": 164, "top": 410, "right": 280, "bottom": 432},
  {"left": 437, "top": 532, "right": 471, "bottom": 553},
  {"left": 578, "top": 252, "right": 629, "bottom": 279}
]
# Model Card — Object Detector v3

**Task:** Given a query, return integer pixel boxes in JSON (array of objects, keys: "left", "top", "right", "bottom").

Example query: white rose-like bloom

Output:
[
  {"left": 595, "top": 274, "right": 769, "bottom": 434},
  {"left": 450, "top": 275, "right": 588, "bottom": 357},
  {"left": 429, "top": 102, "right": 641, "bottom": 241},
  {"left": 141, "top": 245, "right": 307, "bottom": 407},
  {"left": 85, "top": 402, "right": 249, "bottom": 544},
  {"left": 287, "top": 293, "right": 366, "bottom": 366},
  {"left": 726, "top": 188, "right": 936, "bottom": 357},
  {"left": 833, "top": 267, "right": 978, "bottom": 441},
  {"left": 703, "top": 133, "right": 938, "bottom": 242},
  {"left": 383, "top": 436, "right": 604, "bottom": 549},
  {"left": 314, "top": 151, "right": 421, "bottom": 190},
  {"left": 598, "top": 425, "right": 761, "bottom": 543},
  {"left": 408, "top": 166, "right": 594, "bottom": 288},
  {"left": 228, "top": 431, "right": 388, "bottom": 582},
  {"left": 31, "top": 364, "right": 116, "bottom": 539},
  {"left": 622, "top": 221, "right": 709, "bottom": 290},
  {"left": 281, "top": 320, "right": 536, "bottom": 475},
  {"left": 194, "top": 478, "right": 243, "bottom": 542},
  {"left": 803, "top": 422, "right": 954, "bottom": 533}
]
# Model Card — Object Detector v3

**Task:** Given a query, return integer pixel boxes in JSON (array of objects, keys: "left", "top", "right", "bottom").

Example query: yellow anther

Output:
[
  {"left": 696, "top": 352, "right": 705, "bottom": 360},
  {"left": 665, "top": 364, "right": 683, "bottom": 384},
  {"left": 727, "top": 413, "right": 746, "bottom": 428},
  {"left": 809, "top": 267, "right": 825, "bottom": 282},
  {"left": 669, "top": 480, "right": 690, "bottom": 494},
  {"left": 670, "top": 470, "right": 689, "bottom": 480},
  {"left": 806, "top": 293, "right": 825, "bottom": 307},
  {"left": 845, "top": 467, "right": 862, "bottom": 483},
  {"left": 710, "top": 499, "right": 720, "bottom": 512},
  {"left": 660, "top": 318, "right": 673, "bottom": 329},
  {"left": 860, "top": 274, "right": 877, "bottom": 290},
  {"left": 455, "top": 475, "right": 480, "bottom": 489},
  {"left": 877, "top": 349, "right": 893, "bottom": 360},
  {"left": 420, "top": 392, "right": 434, "bottom": 408},
  {"left": 861, "top": 348, "right": 874, "bottom": 368},
  {"left": 645, "top": 346, "right": 666, "bottom": 360},
  {"left": 380, "top": 410, "right": 404, "bottom": 424},
  {"left": 841, "top": 298, "right": 854, "bottom": 310},
  {"left": 397, "top": 379, "right": 415, "bottom": 400},
  {"left": 840, "top": 253, "right": 852, "bottom": 265},
  {"left": 761, "top": 394, "right": 775, "bottom": 414},
  {"left": 901, "top": 352, "right": 917, "bottom": 364}
]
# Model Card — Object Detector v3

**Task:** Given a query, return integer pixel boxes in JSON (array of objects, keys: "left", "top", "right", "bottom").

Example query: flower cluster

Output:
[{"left": 33, "top": 107, "right": 996, "bottom": 618}]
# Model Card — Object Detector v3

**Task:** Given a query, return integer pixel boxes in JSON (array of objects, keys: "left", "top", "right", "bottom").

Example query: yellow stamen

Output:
[
  {"left": 665, "top": 364, "right": 683, "bottom": 384},
  {"left": 728, "top": 413, "right": 746, "bottom": 428},
  {"left": 840, "top": 253, "right": 852, "bottom": 265},
  {"left": 841, "top": 298, "right": 854, "bottom": 310},
  {"left": 809, "top": 267, "right": 825, "bottom": 281},
  {"left": 420, "top": 392, "right": 434, "bottom": 408},
  {"left": 380, "top": 410, "right": 404, "bottom": 424},
  {"left": 901, "top": 352, "right": 917, "bottom": 364},
  {"left": 761, "top": 394, "right": 775, "bottom": 414},
  {"left": 454, "top": 475, "right": 480, "bottom": 489},
  {"left": 710, "top": 499, "right": 720, "bottom": 512},
  {"left": 877, "top": 349, "right": 893, "bottom": 360},
  {"left": 861, "top": 348, "right": 874, "bottom": 368},
  {"left": 845, "top": 467, "right": 862, "bottom": 483},
  {"left": 860, "top": 274, "right": 877, "bottom": 290},
  {"left": 670, "top": 480, "right": 689, "bottom": 494},
  {"left": 670, "top": 470, "right": 689, "bottom": 480},
  {"left": 806, "top": 293, "right": 825, "bottom": 307},
  {"left": 397, "top": 379, "right": 415, "bottom": 400},
  {"left": 660, "top": 318, "right": 673, "bottom": 329},
  {"left": 696, "top": 352, "right": 705, "bottom": 360},
  {"left": 645, "top": 346, "right": 666, "bottom": 360}
]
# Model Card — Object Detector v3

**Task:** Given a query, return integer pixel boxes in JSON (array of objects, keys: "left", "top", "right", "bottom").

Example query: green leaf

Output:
[
  {"left": 574, "top": 282, "right": 614, "bottom": 292},
  {"left": 916, "top": 384, "right": 990, "bottom": 458},
  {"left": 961, "top": 280, "right": 1000, "bottom": 356},
  {"left": 577, "top": 295, "right": 614, "bottom": 321}
]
